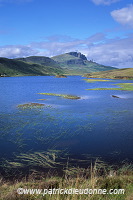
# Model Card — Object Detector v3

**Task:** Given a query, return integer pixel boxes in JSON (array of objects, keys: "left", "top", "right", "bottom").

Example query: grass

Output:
[
  {"left": 52, "top": 52, "right": 115, "bottom": 75},
  {"left": 83, "top": 78, "right": 111, "bottom": 83},
  {"left": 84, "top": 68, "right": 133, "bottom": 80},
  {"left": 86, "top": 83, "right": 133, "bottom": 91},
  {"left": 38, "top": 93, "right": 81, "bottom": 99},
  {"left": 0, "top": 161, "right": 133, "bottom": 200},
  {"left": 0, "top": 57, "right": 63, "bottom": 77},
  {"left": 0, "top": 53, "right": 115, "bottom": 77}
]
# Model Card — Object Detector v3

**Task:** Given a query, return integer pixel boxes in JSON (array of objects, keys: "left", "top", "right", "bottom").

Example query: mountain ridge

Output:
[
  {"left": 0, "top": 57, "right": 63, "bottom": 77},
  {"left": 0, "top": 52, "right": 117, "bottom": 77},
  {"left": 52, "top": 52, "right": 116, "bottom": 75}
]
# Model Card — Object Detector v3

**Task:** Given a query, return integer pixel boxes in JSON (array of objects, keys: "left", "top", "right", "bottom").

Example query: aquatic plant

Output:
[
  {"left": 17, "top": 103, "right": 45, "bottom": 109},
  {"left": 83, "top": 78, "right": 111, "bottom": 83},
  {"left": 37, "top": 99, "right": 47, "bottom": 101},
  {"left": 15, "top": 150, "right": 63, "bottom": 168},
  {"left": 86, "top": 83, "right": 133, "bottom": 91},
  {"left": 38, "top": 93, "right": 81, "bottom": 99}
]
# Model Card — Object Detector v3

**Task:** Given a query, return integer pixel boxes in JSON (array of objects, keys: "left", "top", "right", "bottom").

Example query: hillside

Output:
[
  {"left": 52, "top": 52, "right": 116, "bottom": 75},
  {"left": 83, "top": 68, "right": 133, "bottom": 79},
  {"left": 0, "top": 52, "right": 117, "bottom": 77},
  {"left": 15, "top": 56, "right": 60, "bottom": 69},
  {"left": 0, "top": 57, "right": 63, "bottom": 77}
]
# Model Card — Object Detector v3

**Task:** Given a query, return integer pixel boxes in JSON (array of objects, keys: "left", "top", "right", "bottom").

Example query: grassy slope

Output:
[
  {"left": 15, "top": 56, "right": 61, "bottom": 70},
  {"left": 1, "top": 54, "right": 132, "bottom": 77},
  {"left": 84, "top": 68, "right": 133, "bottom": 79},
  {"left": 52, "top": 53, "right": 116, "bottom": 75},
  {"left": 1, "top": 164, "right": 133, "bottom": 200},
  {"left": 0, "top": 53, "right": 116, "bottom": 77},
  {"left": 0, "top": 57, "right": 63, "bottom": 76}
]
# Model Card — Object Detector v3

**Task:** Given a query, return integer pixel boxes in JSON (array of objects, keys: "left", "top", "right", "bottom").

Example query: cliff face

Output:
[
  {"left": 66, "top": 58, "right": 85, "bottom": 65},
  {"left": 52, "top": 52, "right": 116, "bottom": 74},
  {"left": 52, "top": 52, "right": 88, "bottom": 67},
  {"left": 67, "top": 52, "right": 87, "bottom": 61}
]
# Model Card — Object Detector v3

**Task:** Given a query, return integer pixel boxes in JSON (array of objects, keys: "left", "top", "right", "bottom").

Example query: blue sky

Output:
[{"left": 0, "top": 0, "right": 133, "bottom": 68}]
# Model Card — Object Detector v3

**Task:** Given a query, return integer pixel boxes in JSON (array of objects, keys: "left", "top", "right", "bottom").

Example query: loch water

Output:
[{"left": 0, "top": 76, "right": 133, "bottom": 170}]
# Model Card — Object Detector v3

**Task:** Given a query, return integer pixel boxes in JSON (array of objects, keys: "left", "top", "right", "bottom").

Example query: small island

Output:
[
  {"left": 55, "top": 75, "right": 67, "bottom": 78},
  {"left": 38, "top": 93, "right": 80, "bottom": 99},
  {"left": 17, "top": 103, "right": 45, "bottom": 109}
]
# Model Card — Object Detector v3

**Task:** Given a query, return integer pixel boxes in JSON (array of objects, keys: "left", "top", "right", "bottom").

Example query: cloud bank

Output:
[
  {"left": 0, "top": 45, "right": 37, "bottom": 58},
  {"left": 111, "top": 4, "right": 133, "bottom": 27},
  {"left": 0, "top": 33, "right": 133, "bottom": 68}
]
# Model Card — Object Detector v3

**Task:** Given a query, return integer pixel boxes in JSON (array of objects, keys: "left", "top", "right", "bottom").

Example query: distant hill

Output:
[
  {"left": 84, "top": 68, "right": 133, "bottom": 80},
  {"left": 15, "top": 56, "right": 60, "bottom": 69},
  {"left": 0, "top": 57, "right": 63, "bottom": 77},
  {"left": 52, "top": 52, "right": 116, "bottom": 75},
  {"left": 0, "top": 52, "right": 117, "bottom": 77}
]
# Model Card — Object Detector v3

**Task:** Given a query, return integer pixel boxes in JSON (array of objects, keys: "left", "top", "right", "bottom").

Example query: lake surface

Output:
[{"left": 0, "top": 76, "right": 133, "bottom": 172}]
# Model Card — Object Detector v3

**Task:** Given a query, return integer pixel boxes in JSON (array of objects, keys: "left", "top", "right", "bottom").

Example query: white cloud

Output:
[
  {"left": 0, "top": 45, "right": 37, "bottom": 58},
  {"left": 86, "top": 36, "right": 133, "bottom": 68},
  {"left": 91, "top": 0, "right": 120, "bottom": 5},
  {"left": 111, "top": 4, "right": 133, "bottom": 27},
  {"left": 0, "top": 33, "right": 133, "bottom": 68}
]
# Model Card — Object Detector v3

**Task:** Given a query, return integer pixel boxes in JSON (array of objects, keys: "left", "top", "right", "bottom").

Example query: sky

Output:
[{"left": 0, "top": 0, "right": 133, "bottom": 68}]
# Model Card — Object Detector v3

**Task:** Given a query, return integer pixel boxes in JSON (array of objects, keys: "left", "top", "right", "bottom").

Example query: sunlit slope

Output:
[
  {"left": 52, "top": 52, "right": 116, "bottom": 75},
  {"left": 0, "top": 57, "right": 63, "bottom": 76},
  {"left": 84, "top": 68, "right": 133, "bottom": 79}
]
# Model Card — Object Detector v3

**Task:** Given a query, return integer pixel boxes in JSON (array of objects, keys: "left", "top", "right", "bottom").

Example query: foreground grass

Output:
[
  {"left": 0, "top": 164, "right": 133, "bottom": 200},
  {"left": 87, "top": 83, "right": 133, "bottom": 91},
  {"left": 38, "top": 93, "right": 80, "bottom": 99}
]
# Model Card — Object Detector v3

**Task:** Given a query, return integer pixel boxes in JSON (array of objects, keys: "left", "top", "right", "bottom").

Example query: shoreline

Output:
[{"left": 0, "top": 162, "right": 133, "bottom": 200}]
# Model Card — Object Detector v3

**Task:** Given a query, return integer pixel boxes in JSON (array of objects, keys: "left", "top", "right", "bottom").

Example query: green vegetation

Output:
[
  {"left": 5, "top": 150, "right": 61, "bottom": 169},
  {"left": 15, "top": 56, "right": 62, "bottom": 73},
  {"left": 0, "top": 52, "right": 116, "bottom": 77},
  {"left": 52, "top": 52, "right": 116, "bottom": 75},
  {"left": 84, "top": 68, "right": 133, "bottom": 80},
  {"left": 86, "top": 83, "right": 133, "bottom": 91},
  {"left": 83, "top": 78, "right": 111, "bottom": 83},
  {"left": 0, "top": 57, "right": 63, "bottom": 77},
  {"left": 17, "top": 103, "right": 45, "bottom": 109},
  {"left": 38, "top": 99, "right": 47, "bottom": 101},
  {"left": 55, "top": 74, "right": 67, "bottom": 78},
  {"left": 0, "top": 160, "right": 133, "bottom": 200},
  {"left": 38, "top": 93, "right": 81, "bottom": 99}
]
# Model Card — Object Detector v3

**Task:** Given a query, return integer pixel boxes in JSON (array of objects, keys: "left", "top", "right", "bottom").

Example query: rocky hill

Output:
[
  {"left": 52, "top": 52, "right": 116, "bottom": 75},
  {"left": 0, "top": 52, "right": 117, "bottom": 77}
]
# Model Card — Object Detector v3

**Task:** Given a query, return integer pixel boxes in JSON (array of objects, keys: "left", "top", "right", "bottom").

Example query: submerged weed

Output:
[{"left": 86, "top": 83, "right": 133, "bottom": 91}]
